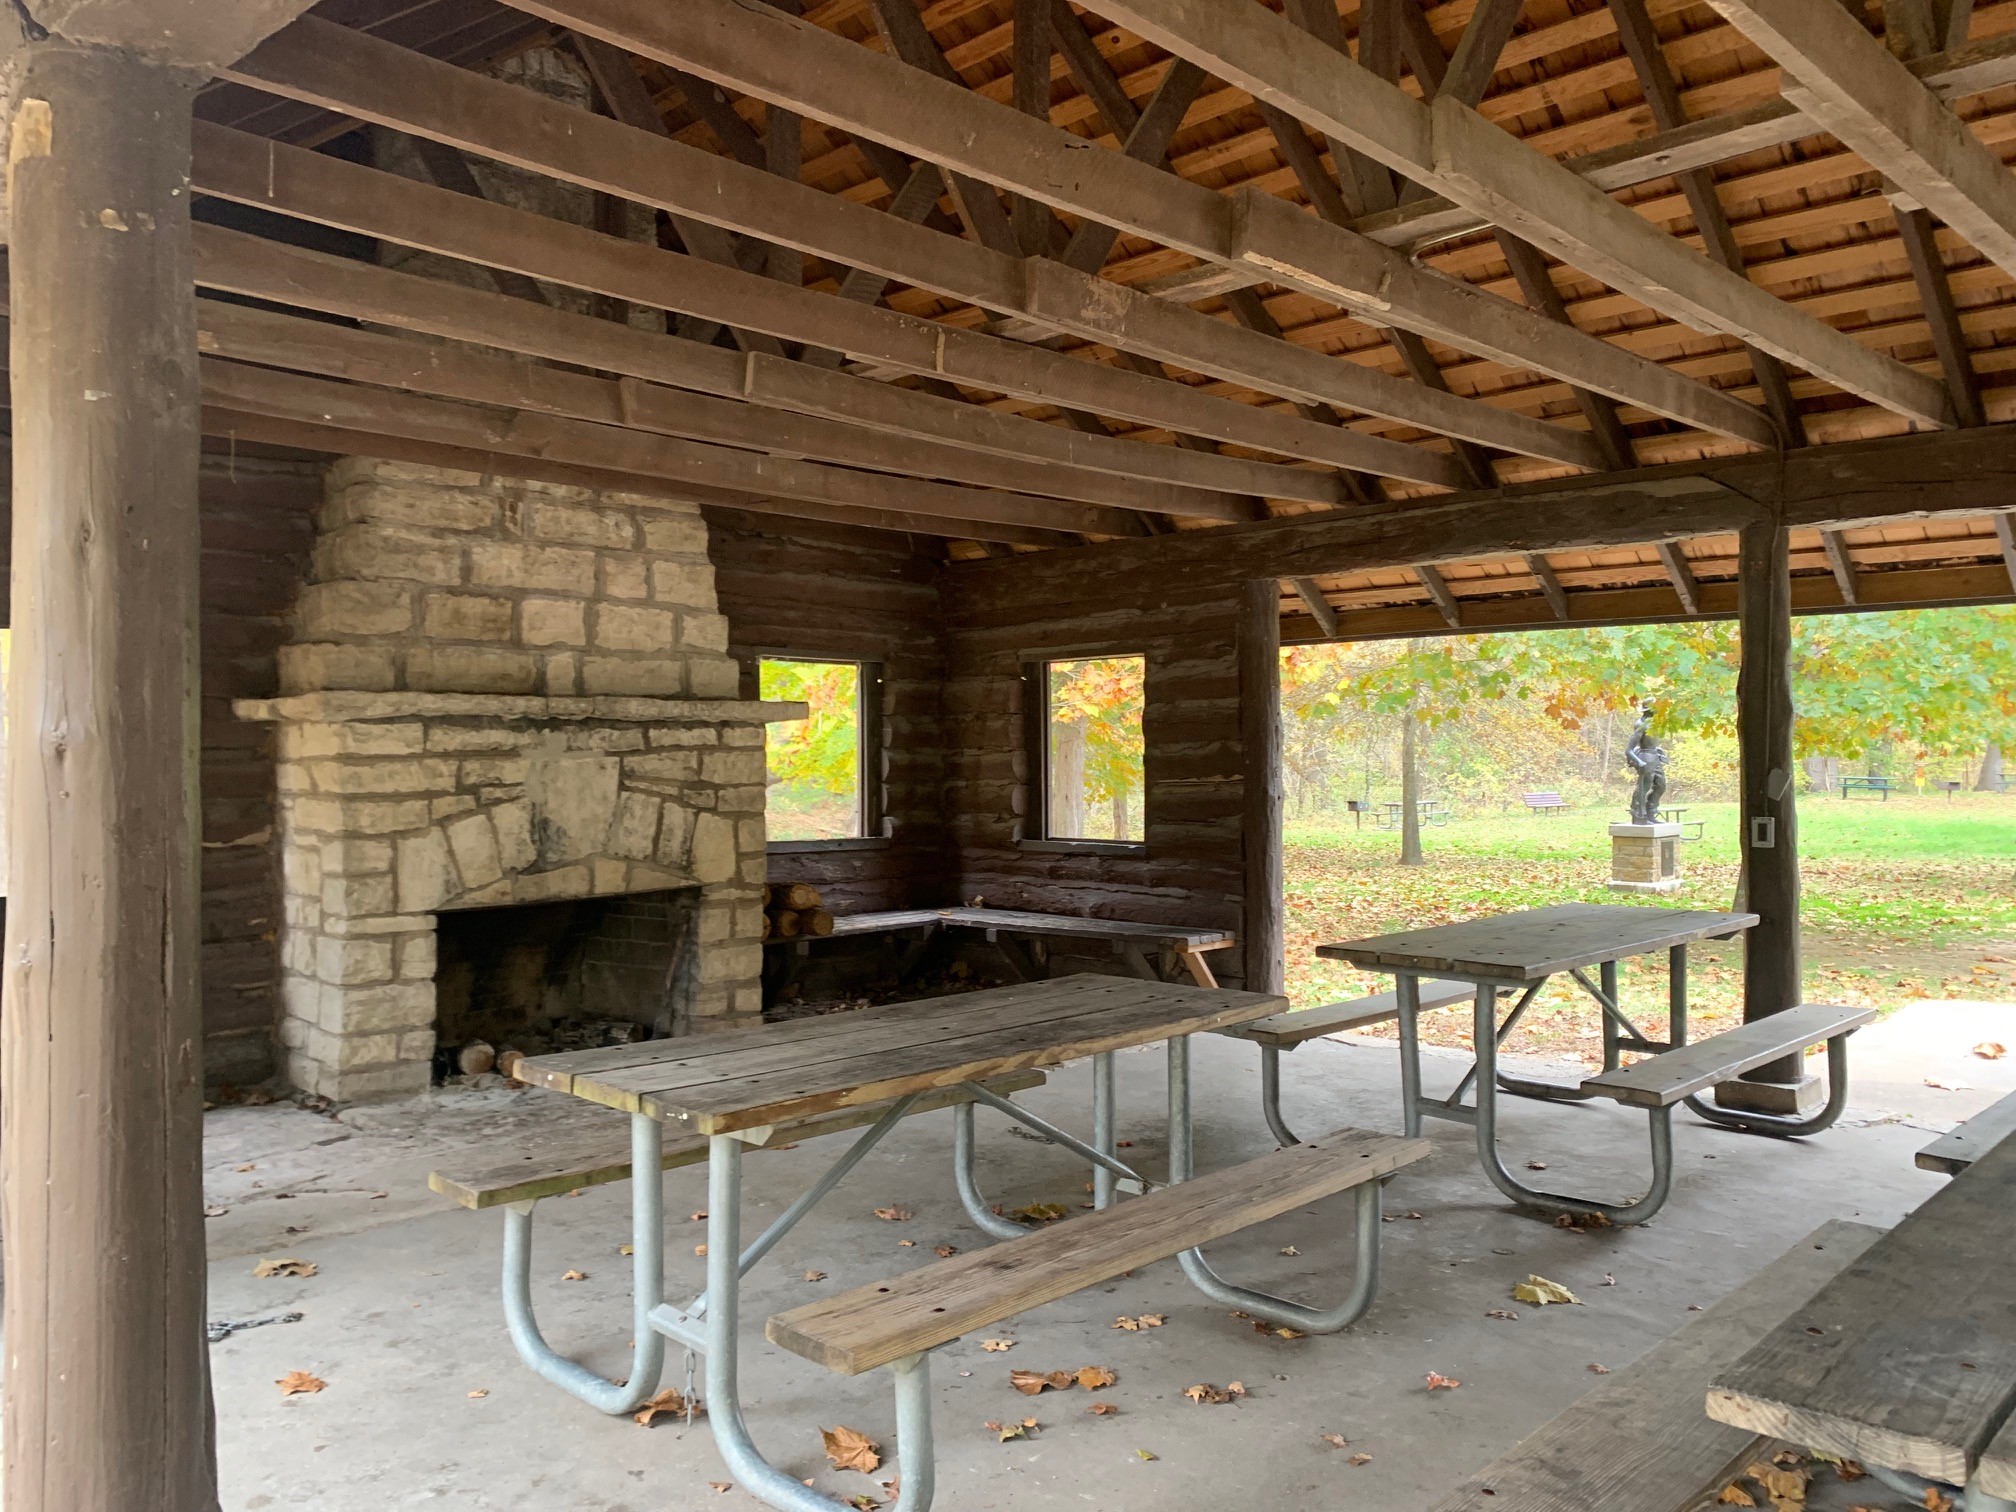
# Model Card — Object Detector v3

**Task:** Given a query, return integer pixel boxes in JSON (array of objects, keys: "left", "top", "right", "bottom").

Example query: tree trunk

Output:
[
  {"left": 1600, "top": 708, "right": 1615, "bottom": 793},
  {"left": 1111, "top": 790, "right": 1130, "bottom": 841},
  {"left": 1979, "top": 744, "right": 2005, "bottom": 792},
  {"left": 1399, "top": 709, "right": 1424, "bottom": 866},
  {"left": 1049, "top": 717, "right": 1087, "bottom": 836},
  {"left": 3, "top": 41, "right": 217, "bottom": 1511},
  {"left": 1803, "top": 755, "right": 1836, "bottom": 794}
]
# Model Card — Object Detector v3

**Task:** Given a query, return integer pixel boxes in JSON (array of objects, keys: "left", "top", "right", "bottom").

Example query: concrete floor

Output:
[{"left": 203, "top": 1000, "right": 2016, "bottom": 1512}]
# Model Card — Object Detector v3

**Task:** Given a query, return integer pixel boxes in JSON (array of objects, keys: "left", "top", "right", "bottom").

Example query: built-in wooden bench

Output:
[
  {"left": 1427, "top": 1220, "right": 1886, "bottom": 1511},
  {"left": 767, "top": 1125, "right": 1429, "bottom": 1375},
  {"left": 429, "top": 1071, "right": 1045, "bottom": 1209},
  {"left": 1915, "top": 1088, "right": 2016, "bottom": 1176},
  {"left": 1215, "top": 978, "right": 1475, "bottom": 1145},
  {"left": 1580, "top": 1003, "right": 1875, "bottom": 1110}
]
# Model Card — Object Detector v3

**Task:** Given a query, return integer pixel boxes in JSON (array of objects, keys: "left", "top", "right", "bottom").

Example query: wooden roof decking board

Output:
[
  {"left": 767, "top": 1124, "right": 1430, "bottom": 1374},
  {"left": 1427, "top": 1220, "right": 1889, "bottom": 1512},
  {"left": 1708, "top": 1134, "right": 2016, "bottom": 1486},
  {"left": 1316, "top": 903, "right": 1759, "bottom": 982},
  {"left": 520, "top": 974, "right": 1285, "bottom": 1132}
]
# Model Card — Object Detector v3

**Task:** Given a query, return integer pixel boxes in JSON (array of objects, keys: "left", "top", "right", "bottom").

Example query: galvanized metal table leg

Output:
[
  {"left": 1472, "top": 986, "right": 1676, "bottom": 1225},
  {"left": 1258, "top": 1043, "right": 1302, "bottom": 1147},
  {"left": 1395, "top": 972, "right": 1424, "bottom": 1138},
  {"left": 1600, "top": 959, "right": 1623, "bottom": 1073},
  {"left": 1092, "top": 1050, "right": 1117, "bottom": 1209},
  {"left": 1668, "top": 944, "right": 1688, "bottom": 1048},
  {"left": 500, "top": 1111, "right": 666, "bottom": 1414},
  {"left": 1166, "top": 1035, "right": 1387, "bottom": 1331},
  {"left": 703, "top": 1135, "right": 936, "bottom": 1512},
  {"left": 1683, "top": 1034, "right": 1855, "bottom": 1137},
  {"left": 951, "top": 1100, "right": 1030, "bottom": 1239}
]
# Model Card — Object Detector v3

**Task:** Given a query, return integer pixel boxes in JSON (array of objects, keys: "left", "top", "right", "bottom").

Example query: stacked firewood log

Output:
[{"left": 764, "top": 881, "right": 834, "bottom": 940}]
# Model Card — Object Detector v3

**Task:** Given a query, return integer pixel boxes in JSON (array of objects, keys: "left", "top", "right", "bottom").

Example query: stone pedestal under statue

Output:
[{"left": 1609, "top": 822, "right": 1683, "bottom": 894}]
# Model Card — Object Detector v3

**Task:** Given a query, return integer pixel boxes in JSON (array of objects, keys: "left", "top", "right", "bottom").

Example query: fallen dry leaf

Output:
[
  {"left": 708, "top": 1484, "right": 732, "bottom": 1495},
  {"left": 981, "top": 1339, "right": 1015, "bottom": 1353},
  {"left": 934, "top": 1245, "right": 958, "bottom": 1258},
  {"left": 1348, "top": 1452, "right": 1372, "bottom": 1466},
  {"left": 236, "top": 1163, "right": 256, "bottom": 1173},
  {"left": 1075, "top": 1365, "right": 1117, "bottom": 1390},
  {"left": 1008, "top": 1202, "right": 1069, "bottom": 1223},
  {"left": 984, "top": 1417, "right": 1039, "bottom": 1442},
  {"left": 1588, "top": 1363, "right": 1612, "bottom": 1375},
  {"left": 1486, "top": 1309, "right": 1520, "bottom": 1321},
  {"left": 804, "top": 1270, "right": 826, "bottom": 1282},
  {"left": 1319, "top": 1432, "right": 1349, "bottom": 1450},
  {"left": 844, "top": 1496, "right": 878, "bottom": 1512},
  {"left": 1280, "top": 1245, "right": 1300, "bottom": 1256},
  {"left": 689, "top": 1211, "right": 708, "bottom": 1222},
  {"left": 253, "top": 1258, "right": 316, "bottom": 1279},
  {"left": 1973, "top": 1041, "right": 2006, "bottom": 1060},
  {"left": 1925, "top": 1078, "right": 1972, "bottom": 1091},
  {"left": 1526, "top": 1160, "right": 1548, "bottom": 1170},
  {"left": 1089, "top": 1402, "right": 1120, "bottom": 1416},
  {"left": 1111, "top": 1313, "right": 1166, "bottom": 1331},
  {"left": 1602, "top": 1273, "right": 1617, "bottom": 1286},
  {"left": 1924, "top": 1488, "right": 1954, "bottom": 1512},
  {"left": 1513, "top": 1275, "right": 1581, "bottom": 1307},
  {"left": 695, "top": 1245, "right": 708, "bottom": 1257},
  {"left": 821, "top": 1425, "right": 881, "bottom": 1474},
  {"left": 1184, "top": 1383, "right": 1235, "bottom": 1405},
  {"left": 897, "top": 1239, "right": 916, "bottom": 1248},
  {"left": 1273, "top": 1326, "right": 1307, "bottom": 1340},
  {"left": 203, "top": 1204, "right": 229, "bottom": 1218},
  {"left": 1425, "top": 1372, "right": 1461, "bottom": 1391},
  {"left": 1136, "top": 1448, "right": 1158, "bottom": 1461},
  {"left": 1011, "top": 1369, "right": 1079, "bottom": 1396},
  {"left": 633, "top": 1388, "right": 702, "bottom": 1427},
  {"left": 1554, "top": 1211, "right": 1614, "bottom": 1232},
  {"left": 1718, "top": 1486, "right": 1756, "bottom": 1507},
  {"left": 467, "top": 1388, "right": 489, "bottom": 1399},
  {"left": 619, "top": 1244, "right": 635, "bottom": 1257},
  {"left": 276, "top": 1371, "right": 325, "bottom": 1397},
  {"left": 873, "top": 1206, "right": 912, "bottom": 1222}
]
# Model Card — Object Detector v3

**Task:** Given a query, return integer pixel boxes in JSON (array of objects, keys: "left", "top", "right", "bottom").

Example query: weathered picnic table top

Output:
[
  {"left": 822, "top": 906, "right": 1234, "bottom": 949},
  {"left": 520, "top": 974, "right": 1283, "bottom": 1134},
  {"left": 1315, "top": 902, "right": 1757, "bottom": 982}
]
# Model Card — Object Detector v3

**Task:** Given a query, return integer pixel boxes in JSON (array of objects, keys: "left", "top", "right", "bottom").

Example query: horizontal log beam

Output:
[
  {"left": 949, "top": 423, "right": 2016, "bottom": 589},
  {"left": 188, "top": 121, "right": 1442, "bottom": 493},
  {"left": 195, "top": 357, "right": 1146, "bottom": 538},
  {"left": 463, "top": 0, "right": 1779, "bottom": 449}
]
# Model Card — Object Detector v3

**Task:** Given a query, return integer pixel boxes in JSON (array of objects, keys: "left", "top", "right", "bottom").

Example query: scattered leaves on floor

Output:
[
  {"left": 689, "top": 1211, "right": 708, "bottom": 1222},
  {"left": 1924, "top": 1488, "right": 1955, "bottom": 1512},
  {"left": 935, "top": 1245, "right": 958, "bottom": 1257},
  {"left": 204, "top": 1204, "right": 229, "bottom": 1218},
  {"left": 694, "top": 1245, "right": 708, "bottom": 1258},
  {"left": 1348, "top": 1452, "right": 1373, "bottom": 1465},
  {"left": 1076, "top": 1366, "right": 1117, "bottom": 1390},
  {"left": 1183, "top": 1381, "right": 1248, "bottom": 1405},
  {"left": 1925, "top": 1078, "right": 1972, "bottom": 1091},
  {"left": 804, "top": 1270, "right": 826, "bottom": 1282},
  {"left": 1010, "top": 1365, "right": 1116, "bottom": 1395},
  {"left": 897, "top": 1239, "right": 916, "bottom": 1248},
  {"left": 844, "top": 1495, "right": 879, "bottom": 1511},
  {"left": 1089, "top": 1402, "right": 1119, "bottom": 1416},
  {"left": 1587, "top": 1363, "right": 1611, "bottom": 1374},
  {"left": 1135, "top": 1448, "right": 1158, "bottom": 1461},
  {"left": 1973, "top": 1041, "right": 2006, "bottom": 1059},
  {"left": 1319, "top": 1433, "right": 1350, "bottom": 1450},
  {"left": 873, "top": 1206, "right": 913, "bottom": 1222},
  {"left": 561, "top": 1269, "right": 588, "bottom": 1282},
  {"left": 822, "top": 1425, "right": 881, "bottom": 1474},
  {"left": 253, "top": 1258, "right": 317, "bottom": 1279},
  {"left": 984, "top": 1417, "right": 1038, "bottom": 1442},
  {"left": 1425, "top": 1373, "right": 1461, "bottom": 1391},
  {"left": 981, "top": 1339, "right": 1015, "bottom": 1353},
  {"left": 1554, "top": 1212, "right": 1613, "bottom": 1232},
  {"left": 1525, "top": 1160, "right": 1548, "bottom": 1170},
  {"left": 708, "top": 1484, "right": 732, "bottom": 1495},
  {"left": 1742, "top": 1458, "right": 1810, "bottom": 1511},
  {"left": 236, "top": 1163, "right": 256, "bottom": 1173},
  {"left": 1111, "top": 1314, "right": 1166, "bottom": 1331},
  {"left": 1280, "top": 1245, "right": 1300, "bottom": 1256},
  {"left": 1717, "top": 1485, "right": 1755, "bottom": 1507},
  {"left": 466, "top": 1388, "right": 488, "bottom": 1399},
  {"left": 633, "top": 1388, "right": 701, "bottom": 1427},
  {"left": 1602, "top": 1273, "right": 1618, "bottom": 1286},
  {"left": 1485, "top": 1309, "right": 1520, "bottom": 1322},
  {"left": 276, "top": 1371, "right": 325, "bottom": 1396},
  {"left": 619, "top": 1245, "right": 634, "bottom": 1257},
  {"left": 1008, "top": 1202, "right": 1070, "bottom": 1223},
  {"left": 1513, "top": 1275, "right": 1581, "bottom": 1306}
]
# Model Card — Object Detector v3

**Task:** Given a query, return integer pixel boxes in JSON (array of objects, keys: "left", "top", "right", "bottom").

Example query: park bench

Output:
[
  {"left": 1522, "top": 791, "right": 1570, "bottom": 815},
  {"left": 1915, "top": 1087, "right": 2016, "bottom": 1176},
  {"left": 1840, "top": 775, "right": 1896, "bottom": 799},
  {"left": 1214, "top": 977, "right": 1474, "bottom": 1145},
  {"left": 1580, "top": 1002, "right": 1875, "bottom": 1137},
  {"left": 428, "top": 1071, "right": 1046, "bottom": 1208},
  {"left": 1426, "top": 1219, "right": 1886, "bottom": 1511}
]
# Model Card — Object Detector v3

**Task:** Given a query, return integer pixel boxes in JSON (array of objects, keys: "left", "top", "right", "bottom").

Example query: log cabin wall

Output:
[
  {"left": 940, "top": 553, "right": 1256, "bottom": 991},
  {"left": 707, "top": 508, "right": 955, "bottom": 916}
]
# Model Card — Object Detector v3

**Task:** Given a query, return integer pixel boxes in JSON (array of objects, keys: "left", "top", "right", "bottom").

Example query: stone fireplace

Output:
[{"left": 237, "top": 458, "right": 802, "bottom": 1101}]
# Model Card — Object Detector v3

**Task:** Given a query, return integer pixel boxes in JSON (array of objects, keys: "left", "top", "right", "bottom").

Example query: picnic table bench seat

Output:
[
  {"left": 1579, "top": 1002, "right": 1875, "bottom": 1118},
  {"left": 767, "top": 1124, "right": 1430, "bottom": 1375},
  {"left": 1426, "top": 1220, "right": 1886, "bottom": 1511},
  {"left": 1915, "top": 1087, "right": 2016, "bottom": 1176},
  {"left": 428, "top": 1072, "right": 1046, "bottom": 1210}
]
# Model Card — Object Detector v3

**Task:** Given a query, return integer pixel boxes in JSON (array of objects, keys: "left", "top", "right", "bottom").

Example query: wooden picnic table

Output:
[
  {"left": 1707, "top": 1128, "right": 2016, "bottom": 1508},
  {"left": 511, "top": 975, "right": 1290, "bottom": 1508},
  {"left": 1316, "top": 903, "right": 1757, "bottom": 1222},
  {"left": 762, "top": 905, "right": 1237, "bottom": 1002}
]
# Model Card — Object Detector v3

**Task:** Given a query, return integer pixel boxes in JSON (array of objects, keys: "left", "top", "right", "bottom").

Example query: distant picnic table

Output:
[{"left": 1840, "top": 775, "right": 1897, "bottom": 799}]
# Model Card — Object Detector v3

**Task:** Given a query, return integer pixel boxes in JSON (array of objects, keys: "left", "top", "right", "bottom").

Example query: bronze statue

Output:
[{"left": 1625, "top": 702, "right": 1669, "bottom": 825}]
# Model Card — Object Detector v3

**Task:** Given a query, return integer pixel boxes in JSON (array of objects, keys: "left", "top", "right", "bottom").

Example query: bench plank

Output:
[
  {"left": 1216, "top": 978, "right": 1475, "bottom": 1047},
  {"left": 1581, "top": 1004, "right": 1875, "bottom": 1108},
  {"left": 1317, "top": 903, "right": 1757, "bottom": 983},
  {"left": 1915, "top": 1088, "right": 2016, "bottom": 1176},
  {"left": 1428, "top": 1220, "right": 1886, "bottom": 1511},
  {"left": 1707, "top": 1137, "right": 2016, "bottom": 1485},
  {"left": 1977, "top": 1384, "right": 2016, "bottom": 1499},
  {"left": 427, "top": 1072, "right": 1046, "bottom": 1210},
  {"left": 767, "top": 1126, "right": 1430, "bottom": 1375}
]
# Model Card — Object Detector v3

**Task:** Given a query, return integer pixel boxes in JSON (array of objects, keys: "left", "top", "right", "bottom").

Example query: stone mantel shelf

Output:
[{"left": 234, "top": 692, "right": 809, "bottom": 726}]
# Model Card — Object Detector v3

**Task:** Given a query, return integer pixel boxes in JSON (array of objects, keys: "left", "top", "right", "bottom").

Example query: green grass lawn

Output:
[{"left": 1283, "top": 792, "right": 2016, "bottom": 1065}]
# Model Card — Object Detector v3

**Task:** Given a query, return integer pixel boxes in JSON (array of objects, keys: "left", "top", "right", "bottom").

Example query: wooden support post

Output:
[
  {"left": 1240, "top": 578, "right": 1285, "bottom": 996},
  {"left": 1726, "top": 518, "right": 1812, "bottom": 1112},
  {"left": 3, "top": 37, "right": 215, "bottom": 1512}
]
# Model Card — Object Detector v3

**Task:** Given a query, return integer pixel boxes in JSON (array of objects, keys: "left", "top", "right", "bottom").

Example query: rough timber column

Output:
[
  {"left": 1724, "top": 515, "right": 1812, "bottom": 1113},
  {"left": 1, "top": 5, "right": 310, "bottom": 1509}
]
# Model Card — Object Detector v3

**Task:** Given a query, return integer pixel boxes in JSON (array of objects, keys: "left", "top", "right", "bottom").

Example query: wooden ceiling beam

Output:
[
  {"left": 200, "top": 405, "right": 1069, "bottom": 548},
  {"left": 1703, "top": 0, "right": 2016, "bottom": 288},
  {"left": 1086, "top": 0, "right": 1951, "bottom": 428},
  {"left": 1820, "top": 528, "right": 1861, "bottom": 605},
  {"left": 1996, "top": 511, "right": 2016, "bottom": 588},
  {"left": 185, "top": 222, "right": 1280, "bottom": 519},
  {"left": 189, "top": 124, "right": 1414, "bottom": 497},
  {"left": 1288, "top": 576, "right": 1340, "bottom": 637},
  {"left": 197, "top": 356, "right": 1150, "bottom": 538},
  {"left": 484, "top": 0, "right": 1779, "bottom": 450},
  {"left": 1415, "top": 562, "right": 1465, "bottom": 627},
  {"left": 1527, "top": 552, "right": 1572, "bottom": 619},
  {"left": 1654, "top": 540, "right": 1703, "bottom": 614}
]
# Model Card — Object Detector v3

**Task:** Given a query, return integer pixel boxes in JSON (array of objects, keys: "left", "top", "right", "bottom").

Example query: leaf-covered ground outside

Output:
[{"left": 1284, "top": 794, "right": 2016, "bottom": 1068}]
